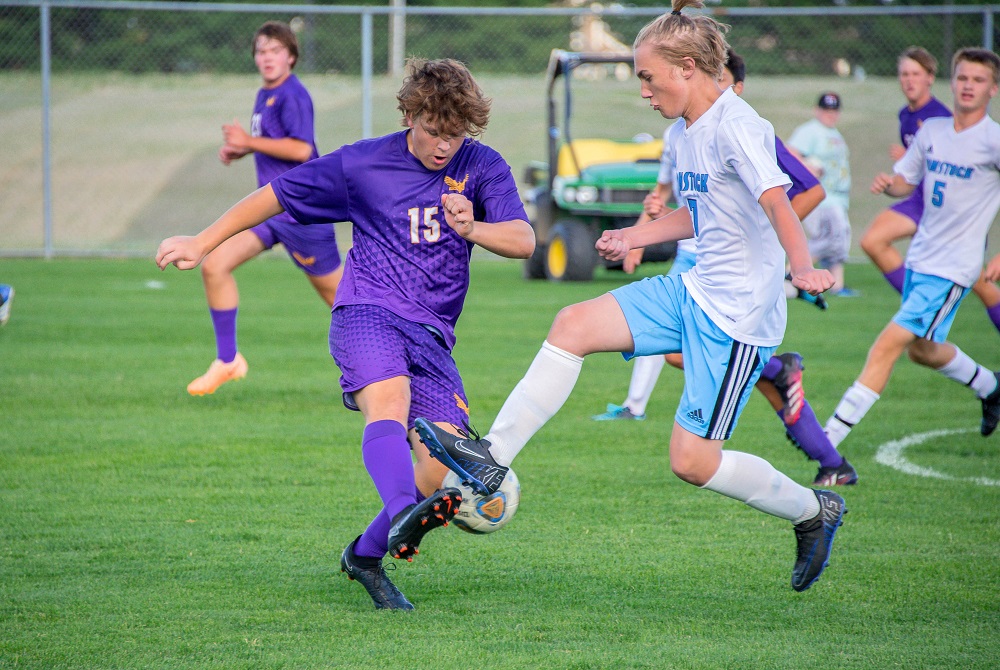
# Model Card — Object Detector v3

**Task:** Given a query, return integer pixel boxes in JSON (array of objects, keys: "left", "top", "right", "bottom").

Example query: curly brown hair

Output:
[{"left": 396, "top": 58, "right": 491, "bottom": 137}]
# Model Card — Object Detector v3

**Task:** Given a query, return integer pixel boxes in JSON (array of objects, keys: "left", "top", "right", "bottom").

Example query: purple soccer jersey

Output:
[
  {"left": 899, "top": 97, "right": 951, "bottom": 148},
  {"left": 775, "top": 136, "right": 820, "bottom": 203},
  {"left": 891, "top": 97, "right": 952, "bottom": 223},
  {"left": 271, "top": 130, "right": 528, "bottom": 350},
  {"left": 251, "top": 74, "right": 319, "bottom": 226}
]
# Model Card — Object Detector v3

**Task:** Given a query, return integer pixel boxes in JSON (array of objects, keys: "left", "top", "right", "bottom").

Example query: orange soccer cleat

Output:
[{"left": 186, "top": 353, "right": 248, "bottom": 396}]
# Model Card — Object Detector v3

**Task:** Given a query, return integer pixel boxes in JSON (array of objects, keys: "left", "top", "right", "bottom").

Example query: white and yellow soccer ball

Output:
[{"left": 443, "top": 468, "right": 520, "bottom": 534}]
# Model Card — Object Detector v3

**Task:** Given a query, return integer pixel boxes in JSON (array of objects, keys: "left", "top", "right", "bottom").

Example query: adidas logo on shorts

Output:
[{"left": 686, "top": 408, "right": 705, "bottom": 424}]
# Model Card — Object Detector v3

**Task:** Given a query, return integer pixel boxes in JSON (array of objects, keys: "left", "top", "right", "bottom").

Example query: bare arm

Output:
[
  {"left": 222, "top": 119, "right": 313, "bottom": 164},
  {"left": 871, "top": 172, "right": 917, "bottom": 198},
  {"left": 624, "top": 181, "right": 674, "bottom": 273},
  {"left": 155, "top": 185, "right": 283, "bottom": 270},
  {"left": 440, "top": 193, "right": 535, "bottom": 259},
  {"left": 789, "top": 183, "right": 825, "bottom": 221},
  {"left": 595, "top": 205, "right": 694, "bottom": 262},
  {"left": 757, "top": 186, "right": 833, "bottom": 294}
]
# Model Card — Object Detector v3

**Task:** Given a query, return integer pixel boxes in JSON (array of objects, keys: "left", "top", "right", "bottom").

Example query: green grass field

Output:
[{"left": 2, "top": 257, "right": 999, "bottom": 669}]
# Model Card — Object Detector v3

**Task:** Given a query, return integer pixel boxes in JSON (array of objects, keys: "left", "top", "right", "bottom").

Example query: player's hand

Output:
[
  {"left": 222, "top": 119, "right": 252, "bottom": 152},
  {"left": 218, "top": 144, "right": 245, "bottom": 165},
  {"left": 596, "top": 229, "right": 631, "bottom": 262},
  {"left": 623, "top": 247, "right": 644, "bottom": 274},
  {"left": 155, "top": 236, "right": 207, "bottom": 271},
  {"left": 642, "top": 192, "right": 665, "bottom": 218},
  {"left": 870, "top": 172, "right": 895, "bottom": 195},
  {"left": 889, "top": 144, "right": 906, "bottom": 161},
  {"left": 440, "top": 193, "right": 475, "bottom": 238},
  {"left": 985, "top": 255, "right": 1000, "bottom": 283},
  {"left": 789, "top": 267, "right": 834, "bottom": 295}
]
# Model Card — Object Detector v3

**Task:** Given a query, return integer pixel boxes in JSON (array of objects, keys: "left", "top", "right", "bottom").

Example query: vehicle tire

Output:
[
  {"left": 524, "top": 242, "right": 548, "bottom": 279},
  {"left": 546, "top": 221, "right": 597, "bottom": 282}
]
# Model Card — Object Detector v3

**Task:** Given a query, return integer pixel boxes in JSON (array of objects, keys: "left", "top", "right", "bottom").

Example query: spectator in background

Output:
[
  {"left": 788, "top": 92, "right": 856, "bottom": 296},
  {"left": 0, "top": 284, "right": 13, "bottom": 326}
]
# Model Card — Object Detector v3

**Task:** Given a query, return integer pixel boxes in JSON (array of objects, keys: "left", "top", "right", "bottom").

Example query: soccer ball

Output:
[{"left": 443, "top": 467, "right": 520, "bottom": 534}]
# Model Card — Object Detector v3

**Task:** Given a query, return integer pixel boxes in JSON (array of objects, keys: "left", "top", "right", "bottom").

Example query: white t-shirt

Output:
[
  {"left": 787, "top": 118, "right": 851, "bottom": 211},
  {"left": 895, "top": 115, "right": 1000, "bottom": 287},
  {"left": 657, "top": 122, "right": 697, "bottom": 256},
  {"left": 670, "top": 88, "right": 792, "bottom": 346}
]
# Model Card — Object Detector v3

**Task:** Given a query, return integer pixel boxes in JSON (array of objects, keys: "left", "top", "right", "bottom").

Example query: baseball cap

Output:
[{"left": 818, "top": 92, "right": 841, "bottom": 110}]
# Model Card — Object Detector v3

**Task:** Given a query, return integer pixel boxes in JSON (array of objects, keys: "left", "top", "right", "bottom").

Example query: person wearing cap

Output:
[{"left": 788, "top": 92, "right": 856, "bottom": 296}]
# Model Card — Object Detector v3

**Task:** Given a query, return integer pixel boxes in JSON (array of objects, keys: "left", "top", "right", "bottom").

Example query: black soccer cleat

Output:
[
  {"left": 813, "top": 459, "right": 859, "bottom": 487},
  {"left": 386, "top": 487, "right": 462, "bottom": 562},
  {"left": 791, "top": 489, "right": 846, "bottom": 592},
  {"left": 980, "top": 372, "right": 1000, "bottom": 437},
  {"left": 772, "top": 352, "right": 806, "bottom": 426},
  {"left": 414, "top": 418, "right": 509, "bottom": 495},
  {"left": 340, "top": 536, "right": 414, "bottom": 611}
]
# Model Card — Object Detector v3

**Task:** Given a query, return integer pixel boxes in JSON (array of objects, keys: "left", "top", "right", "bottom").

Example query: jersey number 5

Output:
[
  {"left": 931, "top": 180, "right": 945, "bottom": 208},
  {"left": 409, "top": 207, "right": 441, "bottom": 243}
]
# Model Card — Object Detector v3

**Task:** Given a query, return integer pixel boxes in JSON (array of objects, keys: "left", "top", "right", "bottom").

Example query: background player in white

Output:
[
  {"left": 788, "top": 92, "right": 855, "bottom": 296},
  {"left": 418, "top": 1, "right": 846, "bottom": 593},
  {"left": 825, "top": 48, "right": 1000, "bottom": 447},
  {"left": 859, "top": 46, "right": 1000, "bottom": 335}
]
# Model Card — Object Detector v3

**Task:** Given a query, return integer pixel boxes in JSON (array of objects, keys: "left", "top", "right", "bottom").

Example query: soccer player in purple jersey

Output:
[
  {"left": 186, "top": 21, "right": 342, "bottom": 397},
  {"left": 860, "top": 46, "right": 1000, "bottom": 334},
  {"left": 595, "top": 49, "right": 855, "bottom": 487},
  {"left": 157, "top": 58, "right": 534, "bottom": 610}
]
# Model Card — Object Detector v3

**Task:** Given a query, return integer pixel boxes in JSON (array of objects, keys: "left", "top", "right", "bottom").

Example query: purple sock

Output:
[
  {"left": 355, "top": 488, "right": 426, "bottom": 559},
  {"left": 361, "top": 420, "right": 417, "bottom": 523},
  {"left": 760, "top": 356, "right": 782, "bottom": 382},
  {"left": 883, "top": 267, "right": 906, "bottom": 294},
  {"left": 987, "top": 303, "right": 1000, "bottom": 335},
  {"left": 780, "top": 400, "right": 844, "bottom": 469},
  {"left": 210, "top": 307, "right": 238, "bottom": 363}
]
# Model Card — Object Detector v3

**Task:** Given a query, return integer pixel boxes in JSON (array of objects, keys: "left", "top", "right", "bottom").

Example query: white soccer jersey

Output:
[
  {"left": 669, "top": 88, "right": 792, "bottom": 346},
  {"left": 895, "top": 115, "right": 1000, "bottom": 287},
  {"left": 657, "top": 123, "right": 697, "bottom": 255}
]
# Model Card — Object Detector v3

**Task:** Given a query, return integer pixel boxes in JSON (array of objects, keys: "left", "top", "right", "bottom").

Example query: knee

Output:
[
  {"left": 906, "top": 340, "right": 935, "bottom": 366},
  {"left": 858, "top": 227, "right": 881, "bottom": 256},
  {"left": 669, "top": 451, "right": 712, "bottom": 487},
  {"left": 549, "top": 304, "right": 587, "bottom": 343}
]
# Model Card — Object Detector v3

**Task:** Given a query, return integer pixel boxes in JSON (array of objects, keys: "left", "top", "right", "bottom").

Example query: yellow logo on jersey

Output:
[
  {"left": 445, "top": 174, "right": 469, "bottom": 193},
  {"left": 292, "top": 252, "right": 316, "bottom": 267},
  {"left": 266, "top": 95, "right": 277, "bottom": 107},
  {"left": 454, "top": 394, "right": 470, "bottom": 416}
]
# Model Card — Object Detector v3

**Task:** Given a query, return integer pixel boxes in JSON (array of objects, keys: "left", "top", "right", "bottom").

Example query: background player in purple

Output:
[
  {"left": 156, "top": 58, "right": 534, "bottom": 610},
  {"left": 186, "top": 21, "right": 342, "bottom": 396},
  {"left": 860, "top": 46, "right": 1000, "bottom": 334}
]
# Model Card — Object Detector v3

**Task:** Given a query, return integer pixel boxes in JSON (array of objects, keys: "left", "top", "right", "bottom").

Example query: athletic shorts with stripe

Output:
[
  {"left": 610, "top": 274, "right": 776, "bottom": 440},
  {"left": 893, "top": 269, "right": 970, "bottom": 343}
]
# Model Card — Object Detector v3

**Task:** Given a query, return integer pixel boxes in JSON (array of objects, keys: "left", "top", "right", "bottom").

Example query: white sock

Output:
[
  {"left": 486, "top": 341, "right": 584, "bottom": 467},
  {"left": 783, "top": 280, "right": 798, "bottom": 299},
  {"left": 937, "top": 348, "right": 998, "bottom": 398},
  {"left": 702, "top": 451, "right": 819, "bottom": 523},
  {"left": 825, "top": 382, "right": 880, "bottom": 448},
  {"left": 624, "top": 355, "right": 666, "bottom": 416}
]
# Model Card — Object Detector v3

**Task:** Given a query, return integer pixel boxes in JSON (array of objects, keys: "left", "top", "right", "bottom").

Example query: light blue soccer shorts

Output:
[
  {"left": 610, "top": 274, "right": 776, "bottom": 440},
  {"left": 893, "top": 269, "right": 969, "bottom": 343},
  {"left": 666, "top": 248, "right": 697, "bottom": 277}
]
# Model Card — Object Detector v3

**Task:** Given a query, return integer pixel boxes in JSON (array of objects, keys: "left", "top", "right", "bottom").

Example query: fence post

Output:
[
  {"left": 41, "top": 0, "right": 53, "bottom": 259},
  {"left": 362, "top": 10, "right": 372, "bottom": 139},
  {"left": 985, "top": 8, "right": 995, "bottom": 52}
]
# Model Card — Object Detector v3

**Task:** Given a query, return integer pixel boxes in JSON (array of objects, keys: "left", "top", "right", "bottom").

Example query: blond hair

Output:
[{"left": 633, "top": 0, "right": 730, "bottom": 80}]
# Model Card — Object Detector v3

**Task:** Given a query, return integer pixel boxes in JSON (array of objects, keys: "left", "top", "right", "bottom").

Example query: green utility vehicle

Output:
[{"left": 522, "top": 50, "right": 676, "bottom": 281}]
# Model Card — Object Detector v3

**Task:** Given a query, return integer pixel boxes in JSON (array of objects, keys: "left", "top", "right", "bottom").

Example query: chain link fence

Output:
[{"left": 2, "top": 1, "right": 998, "bottom": 256}]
